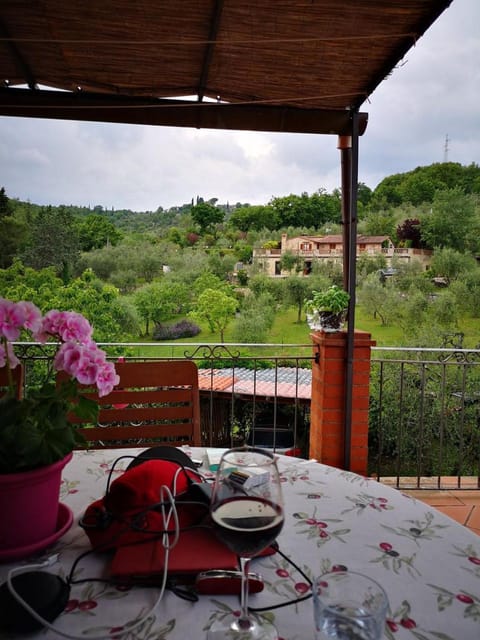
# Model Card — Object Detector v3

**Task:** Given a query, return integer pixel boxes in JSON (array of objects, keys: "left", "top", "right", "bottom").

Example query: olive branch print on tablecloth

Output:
[
  {"left": 451, "top": 543, "right": 480, "bottom": 578},
  {"left": 385, "top": 599, "right": 455, "bottom": 640},
  {"left": 80, "top": 615, "right": 175, "bottom": 640},
  {"left": 296, "top": 489, "right": 327, "bottom": 501},
  {"left": 293, "top": 509, "right": 350, "bottom": 546},
  {"left": 341, "top": 492, "right": 394, "bottom": 515},
  {"left": 427, "top": 583, "right": 480, "bottom": 622},
  {"left": 64, "top": 581, "right": 131, "bottom": 617},
  {"left": 260, "top": 555, "right": 312, "bottom": 612},
  {"left": 380, "top": 511, "right": 449, "bottom": 546},
  {"left": 316, "top": 558, "right": 350, "bottom": 575},
  {"left": 323, "top": 467, "right": 370, "bottom": 487},
  {"left": 279, "top": 465, "right": 317, "bottom": 486},
  {"left": 63, "top": 581, "right": 176, "bottom": 639},
  {"left": 86, "top": 457, "right": 128, "bottom": 481},
  {"left": 60, "top": 478, "right": 81, "bottom": 498},
  {"left": 368, "top": 541, "right": 420, "bottom": 577}
]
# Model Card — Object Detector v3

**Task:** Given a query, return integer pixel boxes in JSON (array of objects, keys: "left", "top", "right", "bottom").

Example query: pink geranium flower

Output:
[
  {"left": 59, "top": 312, "right": 93, "bottom": 344},
  {"left": 36, "top": 310, "right": 91, "bottom": 344},
  {"left": 0, "top": 298, "right": 34, "bottom": 341},
  {"left": 35, "top": 309, "right": 66, "bottom": 341},
  {"left": 16, "top": 301, "right": 43, "bottom": 334},
  {"left": 0, "top": 297, "right": 118, "bottom": 398},
  {"left": 54, "top": 342, "right": 84, "bottom": 375},
  {"left": 0, "top": 341, "right": 20, "bottom": 369},
  {"left": 74, "top": 354, "right": 100, "bottom": 386},
  {"left": 96, "top": 361, "right": 120, "bottom": 397}
]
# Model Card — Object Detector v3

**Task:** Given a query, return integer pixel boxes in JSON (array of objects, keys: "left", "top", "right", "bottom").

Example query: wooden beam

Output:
[
  {"left": 0, "top": 21, "right": 37, "bottom": 90},
  {"left": 197, "top": 0, "right": 225, "bottom": 102},
  {"left": 0, "top": 88, "right": 368, "bottom": 135}
]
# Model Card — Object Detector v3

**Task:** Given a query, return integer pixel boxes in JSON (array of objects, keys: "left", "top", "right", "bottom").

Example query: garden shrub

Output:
[{"left": 153, "top": 319, "right": 201, "bottom": 341}]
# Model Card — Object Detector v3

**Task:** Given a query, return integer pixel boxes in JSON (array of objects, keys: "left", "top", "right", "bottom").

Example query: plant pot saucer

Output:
[{"left": 0, "top": 502, "right": 73, "bottom": 563}]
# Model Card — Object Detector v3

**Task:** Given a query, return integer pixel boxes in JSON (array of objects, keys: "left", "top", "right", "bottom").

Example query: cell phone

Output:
[{"left": 195, "top": 570, "right": 264, "bottom": 595}]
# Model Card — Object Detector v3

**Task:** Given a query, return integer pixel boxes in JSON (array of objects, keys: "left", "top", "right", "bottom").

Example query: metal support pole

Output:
[
  {"left": 338, "top": 110, "right": 360, "bottom": 470},
  {"left": 339, "top": 135, "right": 352, "bottom": 292}
]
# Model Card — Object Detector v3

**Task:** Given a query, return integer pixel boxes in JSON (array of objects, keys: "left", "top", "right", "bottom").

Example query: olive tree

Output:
[{"left": 189, "top": 288, "right": 237, "bottom": 342}]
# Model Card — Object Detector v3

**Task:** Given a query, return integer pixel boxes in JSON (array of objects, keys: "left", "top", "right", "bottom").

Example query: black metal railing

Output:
[
  {"left": 9, "top": 341, "right": 480, "bottom": 489},
  {"left": 370, "top": 346, "right": 480, "bottom": 489},
  {"left": 11, "top": 341, "right": 314, "bottom": 456}
]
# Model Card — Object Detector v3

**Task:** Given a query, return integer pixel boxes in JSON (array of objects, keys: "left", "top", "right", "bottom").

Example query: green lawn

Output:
[
  {"left": 129, "top": 305, "right": 480, "bottom": 353},
  {"left": 354, "top": 308, "right": 404, "bottom": 346},
  {"left": 355, "top": 307, "right": 480, "bottom": 347}
]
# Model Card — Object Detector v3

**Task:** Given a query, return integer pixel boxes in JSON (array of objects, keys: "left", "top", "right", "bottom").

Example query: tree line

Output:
[{"left": 1, "top": 161, "right": 480, "bottom": 348}]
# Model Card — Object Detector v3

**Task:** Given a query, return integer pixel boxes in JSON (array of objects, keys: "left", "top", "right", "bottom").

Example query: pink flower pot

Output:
[{"left": 0, "top": 452, "right": 72, "bottom": 552}]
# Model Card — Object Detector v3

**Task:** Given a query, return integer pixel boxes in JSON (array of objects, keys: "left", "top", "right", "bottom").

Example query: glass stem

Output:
[{"left": 238, "top": 556, "right": 252, "bottom": 630}]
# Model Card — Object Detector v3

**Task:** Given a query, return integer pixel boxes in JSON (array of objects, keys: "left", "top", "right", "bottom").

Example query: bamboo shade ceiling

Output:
[{"left": 0, "top": 0, "right": 452, "bottom": 135}]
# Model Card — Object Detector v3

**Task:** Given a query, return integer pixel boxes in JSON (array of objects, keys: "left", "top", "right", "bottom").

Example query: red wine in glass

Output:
[
  {"left": 207, "top": 446, "right": 284, "bottom": 640},
  {"left": 211, "top": 496, "right": 283, "bottom": 557}
]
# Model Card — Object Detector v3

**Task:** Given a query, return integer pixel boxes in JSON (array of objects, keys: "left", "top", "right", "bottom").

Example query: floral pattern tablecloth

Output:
[{"left": 1, "top": 447, "right": 479, "bottom": 640}]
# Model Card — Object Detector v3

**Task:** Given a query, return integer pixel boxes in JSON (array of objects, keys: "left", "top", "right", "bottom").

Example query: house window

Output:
[
  {"left": 300, "top": 242, "right": 312, "bottom": 251},
  {"left": 275, "top": 261, "right": 281, "bottom": 275}
]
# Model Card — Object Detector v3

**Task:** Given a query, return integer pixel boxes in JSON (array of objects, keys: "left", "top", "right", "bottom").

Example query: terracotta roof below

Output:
[{"left": 198, "top": 367, "right": 311, "bottom": 401}]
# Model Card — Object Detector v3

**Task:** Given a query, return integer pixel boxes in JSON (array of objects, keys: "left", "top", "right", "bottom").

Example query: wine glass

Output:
[{"left": 207, "top": 446, "right": 284, "bottom": 640}]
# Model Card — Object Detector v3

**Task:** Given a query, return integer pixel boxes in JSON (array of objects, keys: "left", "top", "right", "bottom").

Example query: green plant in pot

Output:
[
  {"left": 304, "top": 285, "right": 350, "bottom": 333},
  {"left": 0, "top": 297, "right": 120, "bottom": 558}
]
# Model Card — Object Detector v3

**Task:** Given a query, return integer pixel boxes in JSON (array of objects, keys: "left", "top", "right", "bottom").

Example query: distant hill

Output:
[
  {"left": 6, "top": 161, "right": 480, "bottom": 227},
  {"left": 370, "top": 162, "right": 480, "bottom": 209}
]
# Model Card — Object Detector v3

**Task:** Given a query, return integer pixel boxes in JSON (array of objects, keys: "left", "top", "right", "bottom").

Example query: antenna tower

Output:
[{"left": 443, "top": 134, "right": 449, "bottom": 163}]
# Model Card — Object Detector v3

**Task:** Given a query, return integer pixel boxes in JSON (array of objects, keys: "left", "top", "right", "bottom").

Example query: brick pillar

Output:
[{"left": 309, "top": 330, "right": 375, "bottom": 476}]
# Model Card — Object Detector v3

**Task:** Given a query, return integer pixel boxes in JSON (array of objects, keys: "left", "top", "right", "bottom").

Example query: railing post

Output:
[{"left": 309, "top": 329, "right": 375, "bottom": 475}]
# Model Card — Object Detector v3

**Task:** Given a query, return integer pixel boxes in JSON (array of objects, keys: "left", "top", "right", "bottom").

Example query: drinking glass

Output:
[
  {"left": 207, "top": 446, "right": 284, "bottom": 640},
  {"left": 313, "top": 571, "right": 388, "bottom": 640}
]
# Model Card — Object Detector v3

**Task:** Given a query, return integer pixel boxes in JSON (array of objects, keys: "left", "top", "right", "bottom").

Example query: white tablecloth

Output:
[{"left": 1, "top": 447, "right": 479, "bottom": 639}]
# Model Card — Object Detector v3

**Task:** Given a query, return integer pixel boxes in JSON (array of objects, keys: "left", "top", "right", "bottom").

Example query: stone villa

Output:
[{"left": 252, "top": 233, "right": 432, "bottom": 276}]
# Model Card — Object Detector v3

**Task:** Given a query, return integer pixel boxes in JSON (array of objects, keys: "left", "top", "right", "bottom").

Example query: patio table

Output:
[{"left": 1, "top": 447, "right": 479, "bottom": 639}]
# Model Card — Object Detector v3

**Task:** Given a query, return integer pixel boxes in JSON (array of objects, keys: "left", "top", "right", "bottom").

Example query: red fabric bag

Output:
[
  {"left": 80, "top": 457, "right": 208, "bottom": 550},
  {"left": 80, "top": 447, "right": 277, "bottom": 586}
]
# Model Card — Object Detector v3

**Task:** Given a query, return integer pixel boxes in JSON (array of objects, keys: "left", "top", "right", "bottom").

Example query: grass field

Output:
[{"left": 129, "top": 305, "right": 480, "bottom": 354}]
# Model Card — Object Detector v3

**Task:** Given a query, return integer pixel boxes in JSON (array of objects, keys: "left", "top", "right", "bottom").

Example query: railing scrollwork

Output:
[
  {"left": 184, "top": 344, "right": 241, "bottom": 361},
  {"left": 13, "top": 341, "right": 59, "bottom": 361},
  {"left": 437, "top": 349, "right": 480, "bottom": 364}
]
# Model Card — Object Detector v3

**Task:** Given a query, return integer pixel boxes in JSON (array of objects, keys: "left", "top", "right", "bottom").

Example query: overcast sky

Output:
[{"left": 0, "top": 0, "right": 478, "bottom": 212}]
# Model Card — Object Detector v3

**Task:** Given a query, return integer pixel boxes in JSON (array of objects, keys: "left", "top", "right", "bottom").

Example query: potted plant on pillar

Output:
[
  {"left": 0, "top": 298, "right": 119, "bottom": 561},
  {"left": 304, "top": 285, "right": 350, "bottom": 333}
]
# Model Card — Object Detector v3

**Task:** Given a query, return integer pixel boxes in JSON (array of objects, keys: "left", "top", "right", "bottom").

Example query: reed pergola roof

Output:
[{"left": 0, "top": 1, "right": 452, "bottom": 136}]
